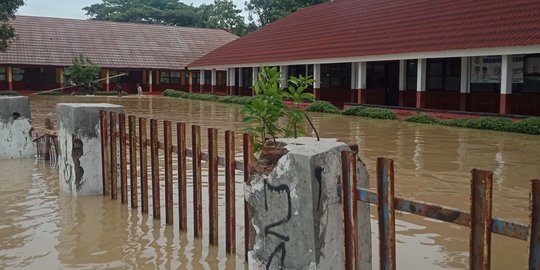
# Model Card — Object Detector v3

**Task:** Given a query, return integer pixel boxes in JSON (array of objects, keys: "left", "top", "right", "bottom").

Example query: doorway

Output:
[{"left": 366, "top": 61, "right": 400, "bottom": 106}]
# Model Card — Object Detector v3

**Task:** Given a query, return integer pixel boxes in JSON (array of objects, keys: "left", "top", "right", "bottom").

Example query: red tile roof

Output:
[
  {"left": 0, "top": 16, "right": 237, "bottom": 70},
  {"left": 189, "top": 0, "right": 540, "bottom": 68}
]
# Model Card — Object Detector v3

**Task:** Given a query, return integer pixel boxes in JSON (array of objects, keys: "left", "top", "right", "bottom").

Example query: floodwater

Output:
[{"left": 1, "top": 95, "right": 538, "bottom": 269}]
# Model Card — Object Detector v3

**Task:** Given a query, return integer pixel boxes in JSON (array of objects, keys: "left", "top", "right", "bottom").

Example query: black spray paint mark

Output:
[
  {"left": 263, "top": 180, "right": 292, "bottom": 268},
  {"left": 315, "top": 166, "right": 324, "bottom": 212},
  {"left": 72, "top": 136, "right": 84, "bottom": 191}
]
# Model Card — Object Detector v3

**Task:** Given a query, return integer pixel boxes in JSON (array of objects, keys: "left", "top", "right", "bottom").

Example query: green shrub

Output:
[
  {"left": 163, "top": 89, "right": 218, "bottom": 101},
  {"left": 404, "top": 113, "right": 441, "bottom": 124},
  {"left": 511, "top": 118, "right": 540, "bottom": 135},
  {"left": 440, "top": 118, "right": 475, "bottom": 128},
  {"left": 305, "top": 101, "right": 341, "bottom": 114},
  {"left": 441, "top": 117, "right": 512, "bottom": 132},
  {"left": 219, "top": 95, "right": 254, "bottom": 105},
  {"left": 342, "top": 106, "right": 367, "bottom": 116},
  {"left": 0, "top": 91, "right": 19, "bottom": 96},
  {"left": 343, "top": 106, "right": 398, "bottom": 120}
]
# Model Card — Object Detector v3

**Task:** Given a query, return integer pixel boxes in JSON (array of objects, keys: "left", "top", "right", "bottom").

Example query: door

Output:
[
  {"left": 385, "top": 61, "right": 400, "bottom": 106},
  {"left": 25, "top": 68, "right": 41, "bottom": 91}
]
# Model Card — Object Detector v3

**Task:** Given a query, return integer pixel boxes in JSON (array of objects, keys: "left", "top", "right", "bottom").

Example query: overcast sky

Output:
[{"left": 18, "top": 0, "right": 248, "bottom": 20}]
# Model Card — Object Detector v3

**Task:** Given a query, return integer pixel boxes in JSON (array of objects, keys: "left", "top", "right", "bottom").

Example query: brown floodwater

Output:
[{"left": 1, "top": 95, "right": 538, "bottom": 269}]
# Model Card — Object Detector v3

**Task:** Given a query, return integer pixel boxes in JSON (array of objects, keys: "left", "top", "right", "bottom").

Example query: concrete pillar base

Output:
[
  {"left": 314, "top": 88, "right": 320, "bottom": 100},
  {"left": 500, "top": 94, "right": 511, "bottom": 114},
  {"left": 357, "top": 89, "right": 367, "bottom": 104},
  {"left": 246, "top": 138, "right": 368, "bottom": 269},
  {"left": 460, "top": 93, "right": 468, "bottom": 111},
  {"left": 416, "top": 91, "right": 426, "bottom": 109},
  {"left": 0, "top": 97, "right": 33, "bottom": 159},
  {"left": 399, "top": 91, "right": 405, "bottom": 107},
  {"left": 57, "top": 103, "right": 123, "bottom": 196}
]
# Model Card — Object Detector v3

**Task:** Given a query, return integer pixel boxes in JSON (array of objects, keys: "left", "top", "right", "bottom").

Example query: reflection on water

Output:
[{"left": 0, "top": 95, "right": 537, "bottom": 269}]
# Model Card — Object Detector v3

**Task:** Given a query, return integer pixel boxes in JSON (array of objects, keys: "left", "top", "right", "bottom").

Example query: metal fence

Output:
[
  {"left": 340, "top": 152, "right": 540, "bottom": 270},
  {"left": 99, "top": 111, "right": 254, "bottom": 257}
]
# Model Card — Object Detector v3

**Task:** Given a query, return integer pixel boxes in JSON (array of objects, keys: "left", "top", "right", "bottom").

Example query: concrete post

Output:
[
  {"left": 280, "top": 65, "right": 288, "bottom": 88},
  {"left": 105, "top": 69, "right": 110, "bottom": 92},
  {"left": 460, "top": 57, "right": 470, "bottom": 111},
  {"left": 398, "top": 60, "right": 406, "bottom": 106},
  {"left": 313, "top": 64, "right": 321, "bottom": 100},
  {"left": 228, "top": 68, "right": 236, "bottom": 95},
  {"left": 211, "top": 68, "right": 217, "bottom": 93},
  {"left": 57, "top": 103, "right": 123, "bottom": 196},
  {"left": 246, "top": 137, "right": 369, "bottom": 269},
  {"left": 416, "top": 58, "right": 427, "bottom": 109},
  {"left": 200, "top": 69, "right": 206, "bottom": 93},
  {"left": 0, "top": 97, "right": 33, "bottom": 159},
  {"left": 148, "top": 70, "right": 153, "bottom": 93},
  {"left": 7, "top": 66, "right": 13, "bottom": 91},
  {"left": 500, "top": 55, "right": 513, "bottom": 114},
  {"left": 188, "top": 71, "right": 193, "bottom": 93},
  {"left": 356, "top": 62, "right": 367, "bottom": 104}
]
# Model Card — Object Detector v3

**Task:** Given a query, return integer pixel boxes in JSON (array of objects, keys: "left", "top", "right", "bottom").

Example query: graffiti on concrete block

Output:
[{"left": 263, "top": 179, "right": 292, "bottom": 269}]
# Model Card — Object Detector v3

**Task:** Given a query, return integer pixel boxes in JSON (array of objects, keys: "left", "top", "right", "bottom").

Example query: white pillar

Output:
[
  {"left": 148, "top": 70, "right": 153, "bottom": 93},
  {"left": 313, "top": 64, "right": 321, "bottom": 89},
  {"left": 417, "top": 59, "right": 426, "bottom": 91},
  {"left": 501, "top": 55, "right": 512, "bottom": 95},
  {"left": 280, "top": 65, "right": 288, "bottom": 88},
  {"left": 252, "top": 67, "right": 259, "bottom": 84},
  {"left": 200, "top": 69, "right": 206, "bottom": 86},
  {"left": 356, "top": 62, "right": 367, "bottom": 89},
  {"left": 460, "top": 57, "right": 470, "bottom": 93},
  {"left": 399, "top": 60, "right": 406, "bottom": 91},
  {"left": 350, "top": 63, "right": 357, "bottom": 89},
  {"left": 211, "top": 69, "right": 216, "bottom": 86},
  {"left": 238, "top": 68, "right": 243, "bottom": 87}
]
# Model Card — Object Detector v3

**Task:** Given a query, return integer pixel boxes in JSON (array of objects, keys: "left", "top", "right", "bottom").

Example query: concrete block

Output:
[
  {"left": 0, "top": 96, "right": 33, "bottom": 159},
  {"left": 57, "top": 103, "right": 123, "bottom": 196},
  {"left": 246, "top": 137, "right": 368, "bottom": 269}
]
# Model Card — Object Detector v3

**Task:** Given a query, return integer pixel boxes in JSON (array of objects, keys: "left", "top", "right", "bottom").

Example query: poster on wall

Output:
[{"left": 470, "top": 55, "right": 523, "bottom": 83}]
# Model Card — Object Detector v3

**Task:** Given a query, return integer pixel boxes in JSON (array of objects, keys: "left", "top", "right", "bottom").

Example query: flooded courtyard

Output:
[{"left": 1, "top": 95, "right": 539, "bottom": 269}]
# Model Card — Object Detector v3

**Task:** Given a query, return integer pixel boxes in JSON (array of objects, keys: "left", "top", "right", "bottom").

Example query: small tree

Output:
[
  {"left": 0, "top": 0, "right": 24, "bottom": 52},
  {"left": 241, "top": 67, "right": 318, "bottom": 152},
  {"left": 64, "top": 53, "right": 101, "bottom": 89}
]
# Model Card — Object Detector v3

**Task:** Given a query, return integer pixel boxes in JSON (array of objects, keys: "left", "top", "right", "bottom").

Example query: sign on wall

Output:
[{"left": 470, "top": 55, "right": 523, "bottom": 83}]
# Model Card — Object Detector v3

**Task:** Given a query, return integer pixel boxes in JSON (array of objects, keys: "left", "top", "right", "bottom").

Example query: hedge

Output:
[
  {"left": 343, "top": 106, "right": 398, "bottom": 120},
  {"left": 404, "top": 113, "right": 441, "bottom": 124},
  {"left": 219, "top": 95, "right": 254, "bottom": 105},
  {"left": 304, "top": 101, "right": 342, "bottom": 114},
  {"left": 163, "top": 89, "right": 219, "bottom": 101}
]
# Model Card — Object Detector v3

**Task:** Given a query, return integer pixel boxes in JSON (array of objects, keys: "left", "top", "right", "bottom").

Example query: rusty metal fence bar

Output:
[{"left": 342, "top": 153, "right": 540, "bottom": 270}]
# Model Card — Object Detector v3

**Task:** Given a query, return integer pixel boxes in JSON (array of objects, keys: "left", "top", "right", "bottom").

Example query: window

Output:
[
  {"left": 0, "top": 67, "right": 5, "bottom": 81},
  {"left": 13, "top": 68, "right": 24, "bottom": 82},
  {"left": 43, "top": 68, "right": 56, "bottom": 83},
  {"left": 110, "top": 70, "right": 128, "bottom": 83},
  {"left": 521, "top": 54, "right": 540, "bottom": 93},
  {"left": 321, "top": 63, "right": 351, "bottom": 88},
  {"left": 192, "top": 71, "right": 200, "bottom": 85},
  {"left": 426, "top": 58, "right": 460, "bottom": 91},
  {"left": 289, "top": 65, "right": 307, "bottom": 78},
  {"left": 406, "top": 60, "right": 417, "bottom": 90},
  {"left": 204, "top": 70, "right": 212, "bottom": 85},
  {"left": 160, "top": 71, "right": 180, "bottom": 84},
  {"left": 242, "top": 68, "right": 252, "bottom": 87}
]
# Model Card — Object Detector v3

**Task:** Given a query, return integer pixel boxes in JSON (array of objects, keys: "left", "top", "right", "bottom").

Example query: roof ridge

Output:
[{"left": 14, "top": 15, "right": 236, "bottom": 34}]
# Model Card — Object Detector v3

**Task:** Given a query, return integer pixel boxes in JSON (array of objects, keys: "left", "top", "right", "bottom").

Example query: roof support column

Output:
[
  {"left": 416, "top": 58, "right": 427, "bottom": 109},
  {"left": 188, "top": 71, "right": 193, "bottom": 93},
  {"left": 252, "top": 67, "right": 258, "bottom": 96},
  {"left": 105, "top": 69, "right": 110, "bottom": 91},
  {"left": 280, "top": 65, "right": 288, "bottom": 88},
  {"left": 148, "top": 70, "right": 153, "bottom": 93},
  {"left": 7, "top": 66, "right": 12, "bottom": 91},
  {"left": 58, "top": 68, "right": 65, "bottom": 90},
  {"left": 460, "top": 57, "right": 470, "bottom": 111},
  {"left": 199, "top": 69, "right": 205, "bottom": 93},
  {"left": 355, "top": 62, "right": 367, "bottom": 104},
  {"left": 211, "top": 68, "right": 217, "bottom": 94},
  {"left": 313, "top": 64, "right": 321, "bottom": 100},
  {"left": 500, "top": 55, "right": 513, "bottom": 115},
  {"left": 227, "top": 68, "right": 235, "bottom": 95},
  {"left": 350, "top": 62, "right": 357, "bottom": 103},
  {"left": 398, "top": 60, "right": 406, "bottom": 107},
  {"left": 238, "top": 68, "right": 243, "bottom": 88}
]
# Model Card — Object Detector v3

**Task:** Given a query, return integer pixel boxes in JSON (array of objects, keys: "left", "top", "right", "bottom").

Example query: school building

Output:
[
  {"left": 0, "top": 16, "right": 236, "bottom": 94},
  {"left": 188, "top": 0, "right": 540, "bottom": 116}
]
